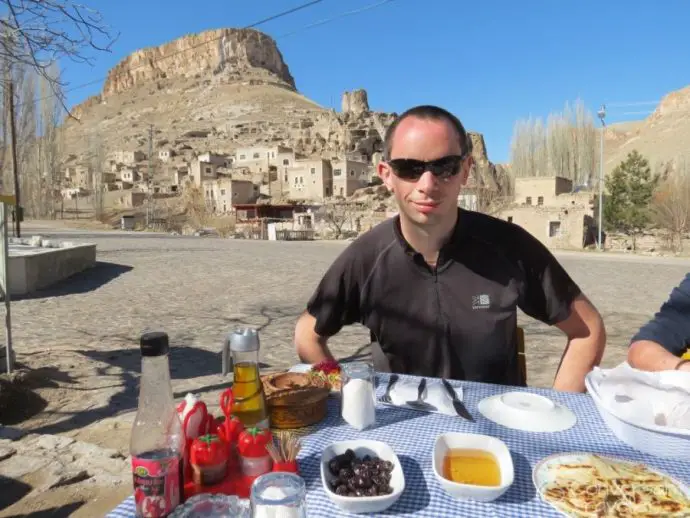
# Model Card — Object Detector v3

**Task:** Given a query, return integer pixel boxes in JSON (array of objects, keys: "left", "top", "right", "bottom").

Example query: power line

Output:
[
  {"left": 276, "top": 0, "right": 396, "bottom": 39},
  {"left": 18, "top": 0, "right": 327, "bottom": 108}
]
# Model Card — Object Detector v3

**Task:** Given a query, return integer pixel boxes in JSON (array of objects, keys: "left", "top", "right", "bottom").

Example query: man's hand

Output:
[
  {"left": 629, "top": 340, "right": 690, "bottom": 372},
  {"left": 294, "top": 312, "right": 335, "bottom": 364},
  {"left": 553, "top": 294, "right": 607, "bottom": 392}
]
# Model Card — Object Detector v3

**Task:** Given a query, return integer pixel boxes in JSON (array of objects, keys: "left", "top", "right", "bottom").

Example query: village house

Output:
[
  {"left": 234, "top": 145, "right": 295, "bottom": 177},
  {"left": 203, "top": 178, "right": 258, "bottom": 213},
  {"left": 497, "top": 176, "right": 598, "bottom": 249},
  {"left": 158, "top": 149, "right": 175, "bottom": 162},
  {"left": 112, "top": 150, "right": 146, "bottom": 165},
  {"left": 189, "top": 160, "right": 221, "bottom": 186},
  {"left": 286, "top": 158, "right": 333, "bottom": 201},
  {"left": 330, "top": 157, "right": 371, "bottom": 197},
  {"left": 197, "top": 152, "right": 230, "bottom": 167},
  {"left": 120, "top": 168, "right": 140, "bottom": 184}
]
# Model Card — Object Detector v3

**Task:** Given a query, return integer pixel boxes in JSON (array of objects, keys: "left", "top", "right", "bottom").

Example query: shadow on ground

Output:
[
  {"left": 3, "top": 502, "right": 84, "bottom": 518},
  {"left": 12, "top": 262, "right": 133, "bottom": 301},
  {"left": 0, "top": 475, "right": 32, "bottom": 510}
]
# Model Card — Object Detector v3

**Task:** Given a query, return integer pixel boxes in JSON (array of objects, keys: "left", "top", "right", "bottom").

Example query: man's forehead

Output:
[{"left": 389, "top": 116, "right": 463, "bottom": 157}]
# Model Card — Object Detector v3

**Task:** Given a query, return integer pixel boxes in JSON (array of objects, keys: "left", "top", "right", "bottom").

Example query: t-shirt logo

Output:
[{"left": 472, "top": 294, "right": 491, "bottom": 310}]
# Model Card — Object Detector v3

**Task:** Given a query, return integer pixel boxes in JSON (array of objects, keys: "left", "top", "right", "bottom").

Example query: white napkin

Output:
[
  {"left": 387, "top": 378, "right": 463, "bottom": 416},
  {"left": 593, "top": 362, "right": 690, "bottom": 430}
]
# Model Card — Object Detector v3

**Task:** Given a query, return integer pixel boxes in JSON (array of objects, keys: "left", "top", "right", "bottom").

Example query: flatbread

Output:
[{"left": 540, "top": 454, "right": 690, "bottom": 517}]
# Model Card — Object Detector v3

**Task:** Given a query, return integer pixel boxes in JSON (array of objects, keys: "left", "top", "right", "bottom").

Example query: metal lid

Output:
[{"left": 227, "top": 327, "right": 260, "bottom": 352}]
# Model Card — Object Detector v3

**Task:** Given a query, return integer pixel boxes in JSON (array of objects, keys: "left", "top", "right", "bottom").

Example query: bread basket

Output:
[{"left": 262, "top": 372, "right": 329, "bottom": 429}]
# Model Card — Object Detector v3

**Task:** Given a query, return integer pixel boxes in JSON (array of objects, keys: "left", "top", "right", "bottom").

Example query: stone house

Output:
[
  {"left": 197, "top": 152, "right": 230, "bottom": 167},
  {"left": 497, "top": 176, "right": 598, "bottom": 249},
  {"left": 330, "top": 158, "right": 371, "bottom": 197},
  {"left": 120, "top": 168, "right": 140, "bottom": 184},
  {"left": 287, "top": 158, "right": 333, "bottom": 200},
  {"left": 112, "top": 150, "right": 146, "bottom": 165},
  {"left": 190, "top": 160, "right": 220, "bottom": 186},
  {"left": 158, "top": 149, "right": 175, "bottom": 162},
  {"left": 234, "top": 145, "right": 295, "bottom": 176},
  {"left": 203, "top": 178, "right": 258, "bottom": 213}
]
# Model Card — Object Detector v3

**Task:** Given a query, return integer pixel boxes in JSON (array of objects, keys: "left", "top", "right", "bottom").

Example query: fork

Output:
[
  {"left": 379, "top": 374, "right": 399, "bottom": 404},
  {"left": 405, "top": 378, "right": 437, "bottom": 412}
]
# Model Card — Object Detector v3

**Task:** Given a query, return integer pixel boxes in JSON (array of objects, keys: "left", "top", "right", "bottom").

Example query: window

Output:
[
  {"left": 526, "top": 197, "right": 532, "bottom": 205},
  {"left": 537, "top": 196, "right": 544, "bottom": 206},
  {"left": 239, "top": 154, "right": 246, "bottom": 160},
  {"left": 205, "top": 167, "right": 212, "bottom": 174},
  {"left": 350, "top": 170, "right": 355, "bottom": 176},
  {"left": 310, "top": 167, "right": 316, "bottom": 174},
  {"left": 220, "top": 189, "right": 226, "bottom": 195},
  {"left": 549, "top": 221, "right": 561, "bottom": 237},
  {"left": 253, "top": 153, "right": 260, "bottom": 159},
  {"left": 284, "top": 174, "right": 288, "bottom": 182},
  {"left": 283, "top": 159, "right": 290, "bottom": 166},
  {"left": 325, "top": 187, "right": 331, "bottom": 196},
  {"left": 271, "top": 152, "right": 275, "bottom": 158},
  {"left": 333, "top": 168, "right": 342, "bottom": 176},
  {"left": 507, "top": 216, "right": 513, "bottom": 223}
]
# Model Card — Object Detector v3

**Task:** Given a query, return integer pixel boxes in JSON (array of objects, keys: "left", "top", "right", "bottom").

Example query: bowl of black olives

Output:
[{"left": 320, "top": 440, "right": 404, "bottom": 514}]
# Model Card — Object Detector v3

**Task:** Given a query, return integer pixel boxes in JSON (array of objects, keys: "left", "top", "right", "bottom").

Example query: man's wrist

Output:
[{"left": 676, "top": 359, "right": 690, "bottom": 372}]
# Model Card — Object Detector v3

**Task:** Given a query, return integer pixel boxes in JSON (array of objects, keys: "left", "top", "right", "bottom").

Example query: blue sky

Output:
[{"left": 57, "top": 0, "right": 690, "bottom": 163}]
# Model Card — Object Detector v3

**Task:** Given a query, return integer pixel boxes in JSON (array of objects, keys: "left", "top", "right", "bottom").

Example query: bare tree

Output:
[
  {"left": 322, "top": 201, "right": 356, "bottom": 239},
  {"left": 652, "top": 158, "right": 690, "bottom": 252},
  {"left": 0, "top": 0, "right": 117, "bottom": 113},
  {"left": 87, "top": 131, "right": 105, "bottom": 220},
  {"left": 511, "top": 100, "right": 597, "bottom": 185}
]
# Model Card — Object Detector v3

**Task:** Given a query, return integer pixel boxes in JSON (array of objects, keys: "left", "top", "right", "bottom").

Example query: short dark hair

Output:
[{"left": 382, "top": 105, "right": 473, "bottom": 160}]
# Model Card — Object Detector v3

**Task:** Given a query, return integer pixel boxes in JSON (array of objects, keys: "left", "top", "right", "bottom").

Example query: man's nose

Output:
[{"left": 416, "top": 170, "right": 439, "bottom": 192}]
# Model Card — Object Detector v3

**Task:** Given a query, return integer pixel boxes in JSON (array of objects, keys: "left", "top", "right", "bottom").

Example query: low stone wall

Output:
[{"left": 7, "top": 236, "right": 97, "bottom": 296}]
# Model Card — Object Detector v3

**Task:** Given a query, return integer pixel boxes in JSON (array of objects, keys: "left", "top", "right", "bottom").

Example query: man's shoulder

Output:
[
  {"left": 460, "top": 209, "right": 537, "bottom": 253},
  {"left": 334, "top": 217, "right": 400, "bottom": 267}
]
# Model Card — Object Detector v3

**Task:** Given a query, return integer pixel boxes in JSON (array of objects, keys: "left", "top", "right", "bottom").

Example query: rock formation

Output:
[
  {"left": 341, "top": 89, "right": 370, "bottom": 115},
  {"left": 102, "top": 28, "right": 295, "bottom": 97}
]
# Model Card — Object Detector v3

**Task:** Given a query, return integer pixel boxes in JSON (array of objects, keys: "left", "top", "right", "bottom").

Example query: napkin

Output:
[
  {"left": 386, "top": 378, "right": 464, "bottom": 417},
  {"left": 593, "top": 362, "right": 690, "bottom": 430}
]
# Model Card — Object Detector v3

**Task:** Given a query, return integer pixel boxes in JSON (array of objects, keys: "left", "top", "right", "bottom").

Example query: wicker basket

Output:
[{"left": 262, "top": 372, "right": 330, "bottom": 429}]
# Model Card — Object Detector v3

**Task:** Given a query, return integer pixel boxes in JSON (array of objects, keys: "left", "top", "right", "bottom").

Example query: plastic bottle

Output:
[{"left": 130, "top": 331, "right": 185, "bottom": 517}]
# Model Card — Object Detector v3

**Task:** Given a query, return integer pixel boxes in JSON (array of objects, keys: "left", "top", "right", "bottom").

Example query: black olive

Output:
[
  {"left": 328, "top": 459, "right": 341, "bottom": 475},
  {"left": 347, "top": 491, "right": 356, "bottom": 497},
  {"left": 383, "top": 461, "right": 394, "bottom": 471},
  {"left": 366, "top": 486, "right": 378, "bottom": 496},
  {"left": 354, "top": 489, "right": 365, "bottom": 497},
  {"left": 344, "top": 449, "right": 356, "bottom": 460},
  {"left": 338, "top": 468, "right": 353, "bottom": 481},
  {"left": 362, "top": 455, "right": 371, "bottom": 462},
  {"left": 335, "top": 485, "right": 348, "bottom": 496}
]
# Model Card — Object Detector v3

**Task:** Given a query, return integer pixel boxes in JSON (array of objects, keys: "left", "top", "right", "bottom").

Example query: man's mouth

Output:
[{"left": 410, "top": 200, "right": 441, "bottom": 213}]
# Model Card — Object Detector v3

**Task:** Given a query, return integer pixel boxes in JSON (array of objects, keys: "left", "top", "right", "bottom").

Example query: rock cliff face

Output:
[{"left": 102, "top": 28, "right": 295, "bottom": 97}]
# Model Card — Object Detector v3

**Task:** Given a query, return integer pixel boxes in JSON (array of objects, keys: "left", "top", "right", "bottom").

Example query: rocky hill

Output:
[
  {"left": 63, "top": 28, "right": 498, "bottom": 186},
  {"left": 603, "top": 84, "right": 690, "bottom": 174}
]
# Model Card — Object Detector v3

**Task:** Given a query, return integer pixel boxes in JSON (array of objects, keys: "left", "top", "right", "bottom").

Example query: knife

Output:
[{"left": 441, "top": 379, "right": 475, "bottom": 422}]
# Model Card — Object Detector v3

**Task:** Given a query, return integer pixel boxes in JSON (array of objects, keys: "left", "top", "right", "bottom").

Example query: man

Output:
[
  {"left": 294, "top": 105, "right": 606, "bottom": 392},
  {"left": 628, "top": 273, "right": 690, "bottom": 372}
]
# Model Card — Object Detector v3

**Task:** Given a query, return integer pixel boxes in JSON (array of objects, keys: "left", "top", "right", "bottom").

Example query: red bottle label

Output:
[{"left": 132, "top": 454, "right": 181, "bottom": 517}]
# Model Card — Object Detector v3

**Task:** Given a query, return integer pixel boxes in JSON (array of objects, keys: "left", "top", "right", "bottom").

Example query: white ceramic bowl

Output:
[
  {"left": 432, "top": 432, "right": 514, "bottom": 502},
  {"left": 320, "top": 439, "right": 405, "bottom": 514},
  {"left": 477, "top": 391, "right": 577, "bottom": 433}
]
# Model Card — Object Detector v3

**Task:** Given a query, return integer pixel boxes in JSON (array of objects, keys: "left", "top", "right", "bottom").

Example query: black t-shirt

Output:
[{"left": 306, "top": 209, "right": 582, "bottom": 385}]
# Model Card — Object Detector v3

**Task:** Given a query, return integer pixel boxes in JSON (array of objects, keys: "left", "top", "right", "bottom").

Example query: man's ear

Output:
[
  {"left": 377, "top": 161, "right": 394, "bottom": 191},
  {"left": 461, "top": 156, "right": 475, "bottom": 186}
]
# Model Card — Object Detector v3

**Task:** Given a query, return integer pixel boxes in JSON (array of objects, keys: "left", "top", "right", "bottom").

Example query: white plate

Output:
[
  {"left": 477, "top": 391, "right": 576, "bottom": 433},
  {"left": 532, "top": 452, "right": 690, "bottom": 517},
  {"left": 169, "top": 494, "right": 249, "bottom": 517}
]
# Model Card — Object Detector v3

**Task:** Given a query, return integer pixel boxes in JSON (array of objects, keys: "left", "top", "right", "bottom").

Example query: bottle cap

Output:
[
  {"left": 140, "top": 331, "right": 169, "bottom": 357},
  {"left": 227, "top": 327, "right": 260, "bottom": 353}
]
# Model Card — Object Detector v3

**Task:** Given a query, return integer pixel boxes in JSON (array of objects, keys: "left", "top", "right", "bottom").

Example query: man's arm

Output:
[
  {"left": 293, "top": 245, "right": 363, "bottom": 365},
  {"left": 628, "top": 274, "right": 690, "bottom": 372},
  {"left": 553, "top": 294, "right": 606, "bottom": 392},
  {"left": 513, "top": 225, "right": 606, "bottom": 392},
  {"left": 294, "top": 311, "right": 335, "bottom": 363}
]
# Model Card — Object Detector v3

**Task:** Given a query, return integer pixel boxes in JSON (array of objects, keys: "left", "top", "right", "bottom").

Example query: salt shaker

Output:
[{"left": 340, "top": 362, "right": 376, "bottom": 431}]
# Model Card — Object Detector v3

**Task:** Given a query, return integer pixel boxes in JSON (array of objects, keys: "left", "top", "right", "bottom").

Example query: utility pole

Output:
[
  {"left": 147, "top": 124, "right": 153, "bottom": 228},
  {"left": 7, "top": 74, "right": 20, "bottom": 238},
  {"left": 597, "top": 105, "right": 606, "bottom": 251},
  {"left": 267, "top": 152, "right": 272, "bottom": 200}
]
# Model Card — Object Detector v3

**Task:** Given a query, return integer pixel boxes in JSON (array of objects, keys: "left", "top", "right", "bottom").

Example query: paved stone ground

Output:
[{"left": 1, "top": 222, "right": 689, "bottom": 516}]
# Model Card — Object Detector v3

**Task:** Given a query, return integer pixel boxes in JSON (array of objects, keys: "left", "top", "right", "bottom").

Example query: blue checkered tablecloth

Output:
[{"left": 106, "top": 374, "right": 690, "bottom": 517}]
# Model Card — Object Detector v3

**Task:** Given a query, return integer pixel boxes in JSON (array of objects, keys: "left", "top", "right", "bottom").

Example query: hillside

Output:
[
  {"left": 62, "top": 27, "right": 499, "bottom": 186},
  {"left": 603, "top": 84, "right": 690, "bottom": 173}
]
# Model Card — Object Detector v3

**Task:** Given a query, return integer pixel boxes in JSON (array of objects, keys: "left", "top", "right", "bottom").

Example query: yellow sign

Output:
[{"left": 0, "top": 194, "right": 16, "bottom": 205}]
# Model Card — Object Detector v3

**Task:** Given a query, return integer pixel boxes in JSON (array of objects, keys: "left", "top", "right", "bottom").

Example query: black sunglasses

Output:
[{"left": 386, "top": 154, "right": 467, "bottom": 181}]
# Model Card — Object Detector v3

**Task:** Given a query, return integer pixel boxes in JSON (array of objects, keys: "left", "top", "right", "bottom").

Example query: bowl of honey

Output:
[{"left": 432, "top": 432, "right": 514, "bottom": 502}]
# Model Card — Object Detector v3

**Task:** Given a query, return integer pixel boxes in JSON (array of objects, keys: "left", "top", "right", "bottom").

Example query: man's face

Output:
[{"left": 377, "top": 116, "right": 472, "bottom": 228}]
